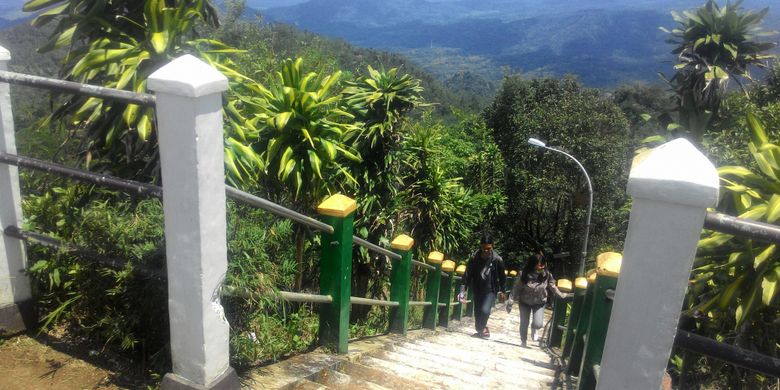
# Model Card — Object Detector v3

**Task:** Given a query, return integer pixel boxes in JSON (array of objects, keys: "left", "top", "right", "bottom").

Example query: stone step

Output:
[
  {"left": 369, "top": 348, "right": 496, "bottom": 388},
  {"left": 312, "top": 368, "right": 390, "bottom": 390},
  {"left": 392, "top": 344, "right": 551, "bottom": 388},
  {"left": 337, "top": 361, "right": 433, "bottom": 390},
  {"left": 400, "top": 339, "right": 556, "bottom": 380},
  {"left": 290, "top": 378, "right": 330, "bottom": 390},
  {"left": 357, "top": 354, "right": 472, "bottom": 389}
]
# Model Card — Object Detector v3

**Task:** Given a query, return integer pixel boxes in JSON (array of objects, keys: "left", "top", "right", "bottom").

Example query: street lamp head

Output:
[{"left": 528, "top": 138, "right": 546, "bottom": 148}]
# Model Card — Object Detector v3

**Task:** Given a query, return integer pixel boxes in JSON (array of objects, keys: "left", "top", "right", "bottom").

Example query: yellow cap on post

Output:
[
  {"left": 509, "top": 270, "right": 518, "bottom": 277},
  {"left": 596, "top": 252, "right": 623, "bottom": 278},
  {"left": 316, "top": 194, "right": 356, "bottom": 217},
  {"left": 575, "top": 277, "right": 588, "bottom": 289},
  {"left": 427, "top": 251, "right": 444, "bottom": 265},
  {"left": 455, "top": 264, "right": 466, "bottom": 275},
  {"left": 442, "top": 260, "right": 456, "bottom": 273},
  {"left": 587, "top": 269, "right": 597, "bottom": 283},
  {"left": 557, "top": 278, "right": 573, "bottom": 292},
  {"left": 390, "top": 234, "right": 414, "bottom": 251}
]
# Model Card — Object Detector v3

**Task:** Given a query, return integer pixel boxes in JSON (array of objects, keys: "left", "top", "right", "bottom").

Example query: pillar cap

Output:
[
  {"left": 317, "top": 194, "right": 356, "bottom": 217},
  {"left": 587, "top": 269, "right": 597, "bottom": 283},
  {"left": 148, "top": 54, "right": 228, "bottom": 97},
  {"left": 596, "top": 252, "right": 623, "bottom": 278},
  {"left": 509, "top": 270, "right": 518, "bottom": 277},
  {"left": 575, "top": 277, "right": 588, "bottom": 289},
  {"left": 557, "top": 278, "right": 573, "bottom": 292},
  {"left": 628, "top": 138, "right": 719, "bottom": 208},
  {"left": 442, "top": 260, "right": 456, "bottom": 273},
  {"left": 427, "top": 251, "right": 444, "bottom": 264},
  {"left": 391, "top": 234, "right": 414, "bottom": 251},
  {"left": 0, "top": 46, "right": 10, "bottom": 61},
  {"left": 455, "top": 264, "right": 466, "bottom": 276}
]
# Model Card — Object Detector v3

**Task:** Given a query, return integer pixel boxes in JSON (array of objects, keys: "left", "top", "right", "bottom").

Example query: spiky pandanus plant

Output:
[{"left": 662, "top": 0, "right": 776, "bottom": 138}]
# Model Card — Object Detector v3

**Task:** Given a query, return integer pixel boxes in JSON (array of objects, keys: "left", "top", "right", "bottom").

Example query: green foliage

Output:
[
  {"left": 399, "top": 118, "right": 480, "bottom": 260},
  {"left": 23, "top": 0, "right": 248, "bottom": 181},
  {"left": 662, "top": 0, "right": 777, "bottom": 138},
  {"left": 233, "top": 57, "right": 360, "bottom": 198},
  {"left": 21, "top": 177, "right": 168, "bottom": 374},
  {"left": 694, "top": 111, "right": 780, "bottom": 326},
  {"left": 484, "top": 76, "right": 631, "bottom": 273},
  {"left": 344, "top": 65, "right": 425, "bottom": 148}
]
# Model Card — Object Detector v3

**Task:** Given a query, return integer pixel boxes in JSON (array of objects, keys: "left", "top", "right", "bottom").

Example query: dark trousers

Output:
[{"left": 473, "top": 290, "right": 496, "bottom": 332}]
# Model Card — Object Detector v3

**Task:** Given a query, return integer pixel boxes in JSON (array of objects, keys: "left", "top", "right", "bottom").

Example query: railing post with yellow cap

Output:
[
  {"left": 567, "top": 271, "right": 597, "bottom": 375},
  {"left": 563, "top": 277, "right": 589, "bottom": 359},
  {"left": 578, "top": 252, "right": 622, "bottom": 390},
  {"left": 438, "top": 260, "right": 455, "bottom": 328},
  {"left": 549, "top": 278, "right": 573, "bottom": 348},
  {"left": 423, "top": 251, "right": 443, "bottom": 329},
  {"left": 389, "top": 234, "right": 414, "bottom": 335},
  {"left": 317, "top": 194, "right": 356, "bottom": 353}
]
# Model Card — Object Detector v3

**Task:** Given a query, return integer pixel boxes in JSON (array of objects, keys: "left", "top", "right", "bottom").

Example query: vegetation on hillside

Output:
[{"left": 0, "top": 0, "right": 778, "bottom": 388}]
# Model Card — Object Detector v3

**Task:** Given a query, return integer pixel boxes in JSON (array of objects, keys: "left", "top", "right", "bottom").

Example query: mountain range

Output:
[{"left": 255, "top": 0, "right": 780, "bottom": 87}]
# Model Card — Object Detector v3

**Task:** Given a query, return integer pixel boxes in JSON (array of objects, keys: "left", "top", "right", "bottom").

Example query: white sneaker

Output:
[{"left": 532, "top": 331, "right": 540, "bottom": 342}]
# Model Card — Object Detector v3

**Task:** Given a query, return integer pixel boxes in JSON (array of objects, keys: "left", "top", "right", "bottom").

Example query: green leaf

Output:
[
  {"left": 767, "top": 195, "right": 780, "bottom": 223},
  {"left": 762, "top": 268, "right": 779, "bottom": 306},
  {"left": 308, "top": 150, "right": 322, "bottom": 180},
  {"left": 23, "top": 0, "right": 63, "bottom": 12},
  {"left": 718, "top": 275, "right": 745, "bottom": 310},
  {"left": 754, "top": 244, "right": 776, "bottom": 269}
]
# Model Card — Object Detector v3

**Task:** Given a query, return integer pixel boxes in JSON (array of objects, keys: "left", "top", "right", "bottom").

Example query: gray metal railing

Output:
[
  {"left": 350, "top": 297, "right": 399, "bottom": 307},
  {"left": 704, "top": 211, "right": 780, "bottom": 245},
  {"left": 0, "top": 70, "right": 155, "bottom": 106}
]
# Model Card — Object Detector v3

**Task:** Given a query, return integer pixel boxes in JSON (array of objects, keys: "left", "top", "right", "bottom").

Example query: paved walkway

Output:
[{"left": 247, "top": 305, "right": 562, "bottom": 389}]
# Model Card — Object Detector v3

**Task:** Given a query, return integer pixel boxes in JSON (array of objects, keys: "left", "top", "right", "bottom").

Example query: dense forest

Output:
[{"left": 0, "top": 0, "right": 779, "bottom": 388}]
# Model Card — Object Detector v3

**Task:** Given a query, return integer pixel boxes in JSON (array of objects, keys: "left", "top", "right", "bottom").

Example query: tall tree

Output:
[
  {"left": 484, "top": 76, "right": 630, "bottom": 276},
  {"left": 236, "top": 57, "right": 361, "bottom": 289}
]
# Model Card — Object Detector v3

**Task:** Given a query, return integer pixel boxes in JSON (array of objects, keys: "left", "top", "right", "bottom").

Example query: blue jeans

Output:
[
  {"left": 474, "top": 291, "right": 496, "bottom": 333},
  {"left": 519, "top": 302, "right": 545, "bottom": 343}
]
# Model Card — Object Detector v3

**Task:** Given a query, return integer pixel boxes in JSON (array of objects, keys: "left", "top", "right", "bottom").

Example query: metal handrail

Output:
[
  {"left": 222, "top": 286, "right": 333, "bottom": 304},
  {"left": 4, "top": 225, "right": 165, "bottom": 279},
  {"left": 225, "top": 186, "right": 332, "bottom": 234},
  {"left": 408, "top": 301, "right": 432, "bottom": 307},
  {"left": 0, "top": 70, "right": 155, "bottom": 106},
  {"left": 0, "top": 152, "right": 334, "bottom": 234},
  {"left": 675, "top": 329, "right": 780, "bottom": 378},
  {"left": 353, "top": 236, "right": 400, "bottom": 260},
  {"left": 704, "top": 211, "right": 780, "bottom": 245},
  {"left": 412, "top": 260, "right": 435, "bottom": 270},
  {"left": 0, "top": 153, "right": 162, "bottom": 198},
  {"left": 350, "top": 297, "right": 399, "bottom": 307}
]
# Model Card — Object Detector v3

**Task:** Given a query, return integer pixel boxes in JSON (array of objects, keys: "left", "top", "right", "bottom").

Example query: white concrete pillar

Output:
[
  {"left": 597, "top": 139, "right": 719, "bottom": 390},
  {"left": 0, "top": 45, "right": 35, "bottom": 336},
  {"left": 148, "top": 55, "right": 238, "bottom": 389}
]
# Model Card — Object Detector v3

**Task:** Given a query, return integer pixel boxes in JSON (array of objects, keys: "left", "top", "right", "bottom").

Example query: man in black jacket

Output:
[{"left": 459, "top": 234, "right": 506, "bottom": 338}]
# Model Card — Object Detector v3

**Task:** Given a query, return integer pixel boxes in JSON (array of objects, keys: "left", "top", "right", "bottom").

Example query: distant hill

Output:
[{"left": 259, "top": 0, "right": 780, "bottom": 88}]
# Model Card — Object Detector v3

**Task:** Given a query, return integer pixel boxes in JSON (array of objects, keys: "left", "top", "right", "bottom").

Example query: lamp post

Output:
[{"left": 528, "top": 138, "right": 593, "bottom": 277}]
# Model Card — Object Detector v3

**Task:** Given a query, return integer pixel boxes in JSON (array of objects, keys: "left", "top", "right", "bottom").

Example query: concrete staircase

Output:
[{"left": 246, "top": 305, "right": 562, "bottom": 389}]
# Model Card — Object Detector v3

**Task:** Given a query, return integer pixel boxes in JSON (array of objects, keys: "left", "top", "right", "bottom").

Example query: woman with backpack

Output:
[{"left": 506, "top": 253, "right": 569, "bottom": 347}]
